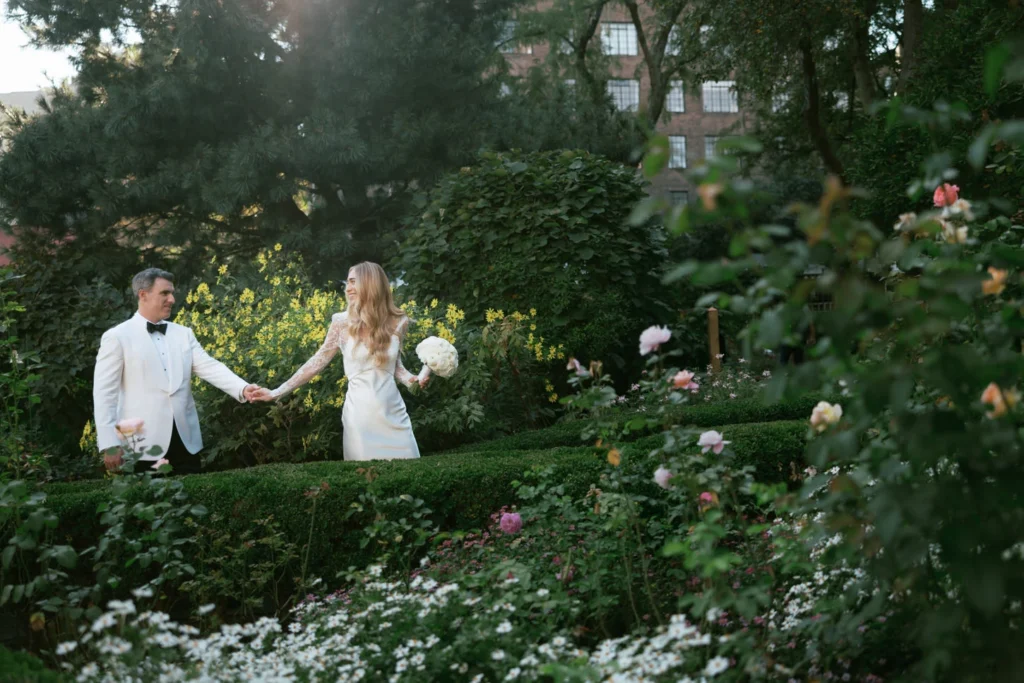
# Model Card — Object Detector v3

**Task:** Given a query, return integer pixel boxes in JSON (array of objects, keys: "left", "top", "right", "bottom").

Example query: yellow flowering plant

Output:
[{"left": 175, "top": 249, "right": 467, "bottom": 465}]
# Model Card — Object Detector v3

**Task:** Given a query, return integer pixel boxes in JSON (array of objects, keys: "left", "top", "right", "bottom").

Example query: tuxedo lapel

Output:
[
  {"left": 131, "top": 320, "right": 169, "bottom": 393},
  {"left": 166, "top": 324, "right": 185, "bottom": 392}
]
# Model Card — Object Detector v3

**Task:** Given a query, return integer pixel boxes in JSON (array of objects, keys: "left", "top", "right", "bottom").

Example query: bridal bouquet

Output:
[{"left": 416, "top": 336, "right": 458, "bottom": 381}]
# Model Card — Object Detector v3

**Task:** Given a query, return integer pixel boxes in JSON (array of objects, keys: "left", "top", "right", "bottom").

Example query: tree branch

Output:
[{"left": 799, "top": 37, "right": 846, "bottom": 181}]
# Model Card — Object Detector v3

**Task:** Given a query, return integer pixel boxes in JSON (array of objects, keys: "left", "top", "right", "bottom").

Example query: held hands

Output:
[{"left": 247, "top": 385, "right": 275, "bottom": 402}]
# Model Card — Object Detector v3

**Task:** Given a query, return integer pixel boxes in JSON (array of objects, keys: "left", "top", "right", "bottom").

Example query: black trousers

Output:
[{"left": 163, "top": 422, "right": 203, "bottom": 475}]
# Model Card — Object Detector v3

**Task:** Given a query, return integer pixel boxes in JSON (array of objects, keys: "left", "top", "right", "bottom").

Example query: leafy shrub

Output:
[
  {"left": 393, "top": 149, "right": 671, "bottom": 372},
  {"left": 6, "top": 251, "right": 130, "bottom": 456}
]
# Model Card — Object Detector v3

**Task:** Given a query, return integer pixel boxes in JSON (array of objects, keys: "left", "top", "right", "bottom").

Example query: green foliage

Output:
[
  {"left": 394, "top": 149, "right": 671, "bottom": 369},
  {"left": 845, "top": 3, "right": 1024, "bottom": 226},
  {"left": 6, "top": 250, "right": 132, "bottom": 461},
  {"left": 0, "top": 644, "right": 67, "bottom": 682},
  {"left": 0, "top": 0, "right": 519, "bottom": 270},
  {"left": 179, "top": 514, "right": 300, "bottom": 621},
  {"left": 642, "top": 36, "right": 1024, "bottom": 677},
  {"left": 32, "top": 414, "right": 805, "bottom": 605},
  {"left": 0, "top": 269, "right": 44, "bottom": 478}
]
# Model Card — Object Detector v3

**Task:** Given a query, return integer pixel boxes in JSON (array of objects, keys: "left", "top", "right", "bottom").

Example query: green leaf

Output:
[
  {"left": 662, "top": 540, "right": 687, "bottom": 557},
  {"left": 985, "top": 42, "right": 1011, "bottom": 97}
]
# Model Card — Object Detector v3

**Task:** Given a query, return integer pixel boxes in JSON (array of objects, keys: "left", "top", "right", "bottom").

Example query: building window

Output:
[
  {"left": 702, "top": 80, "right": 738, "bottom": 113},
  {"left": 607, "top": 79, "right": 640, "bottom": 111},
  {"left": 669, "top": 136, "right": 687, "bottom": 168},
  {"left": 670, "top": 190, "right": 689, "bottom": 206},
  {"left": 666, "top": 25, "right": 682, "bottom": 56},
  {"left": 666, "top": 80, "right": 685, "bottom": 113},
  {"left": 498, "top": 20, "right": 531, "bottom": 54},
  {"left": 560, "top": 29, "right": 575, "bottom": 55},
  {"left": 704, "top": 135, "right": 720, "bottom": 158},
  {"left": 601, "top": 22, "right": 638, "bottom": 56}
]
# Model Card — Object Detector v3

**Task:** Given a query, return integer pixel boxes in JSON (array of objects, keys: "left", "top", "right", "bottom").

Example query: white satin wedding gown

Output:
[{"left": 269, "top": 311, "right": 421, "bottom": 461}]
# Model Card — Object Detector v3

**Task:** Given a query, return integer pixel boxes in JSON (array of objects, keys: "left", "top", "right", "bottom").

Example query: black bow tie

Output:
[{"left": 147, "top": 322, "right": 168, "bottom": 335}]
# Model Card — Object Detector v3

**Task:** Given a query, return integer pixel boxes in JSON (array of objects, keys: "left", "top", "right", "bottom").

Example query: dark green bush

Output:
[
  {"left": 392, "top": 149, "right": 671, "bottom": 370},
  {"left": 0, "top": 644, "right": 67, "bottom": 682}
]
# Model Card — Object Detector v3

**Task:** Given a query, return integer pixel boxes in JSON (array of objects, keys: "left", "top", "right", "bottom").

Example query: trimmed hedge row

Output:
[
  {"left": 38, "top": 420, "right": 806, "bottom": 587},
  {"left": 445, "top": 395, "right": 823, "bottom": 455}
]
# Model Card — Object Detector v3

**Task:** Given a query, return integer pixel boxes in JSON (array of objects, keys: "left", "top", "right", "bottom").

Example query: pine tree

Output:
[{"left": 0, "top": 0, "right": 518, "bottom": 272}]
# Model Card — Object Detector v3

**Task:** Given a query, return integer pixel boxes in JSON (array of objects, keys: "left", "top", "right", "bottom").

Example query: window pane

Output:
[
  {"left": 561, "top": 28, "right": 575, "bottom": 55},
  {"left": 601, "top": 23, "right": 638, "bottom": 56},
  {"left": 669, "top": 136, "right": 687, "bottom": 168},
  {"left": 704, "top": 135, "right": 719, "bottom": 158},
  {"left": 670, "top": 190, "right": 689, "bottom": 205},
  {"left": 702, "top": 81, "right": 738, "bottom": 113},
  {"left": 607, "top": 80, "right": 640, "bottom": 111},
  {"left": 666, "top": 80, "right": 685, "bottom": 113},
  {"left": 498, "top": 20, "right": 531, "bottom": 54},
  {"left": 666, "top": 25, "right": 682, "bottom": 56}
]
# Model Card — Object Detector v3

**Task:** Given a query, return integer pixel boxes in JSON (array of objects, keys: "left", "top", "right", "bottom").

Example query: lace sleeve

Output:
[
  {"left": 393, "top": 316, "right": 417, "bottom": 388},
  {"left": 270, "top": 313, "right": 345, "bottom": 399}
]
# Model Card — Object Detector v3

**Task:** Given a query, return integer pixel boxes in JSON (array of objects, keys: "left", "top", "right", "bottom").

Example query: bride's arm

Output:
[
  {"left": 269, "top": 313, "right": 345, "bottom": 399},
  {"left": 393, "top": 317, "right": 418, "bottom": 388}
]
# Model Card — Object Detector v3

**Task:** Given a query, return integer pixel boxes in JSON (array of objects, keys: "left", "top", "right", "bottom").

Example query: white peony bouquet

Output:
[{"left": 416, "top": 336, "right": 459, "bottom": 382}]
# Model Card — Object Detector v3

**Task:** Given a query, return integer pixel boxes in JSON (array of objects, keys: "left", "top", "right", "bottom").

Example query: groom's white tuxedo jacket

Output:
[{"left": 93, "top": 312, "right": 249, "bottom": 460}]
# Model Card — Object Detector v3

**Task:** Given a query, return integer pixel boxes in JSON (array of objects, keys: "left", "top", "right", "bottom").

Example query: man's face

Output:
[{"left": 139, "top": 277, "right": 175, "bottom": 321}]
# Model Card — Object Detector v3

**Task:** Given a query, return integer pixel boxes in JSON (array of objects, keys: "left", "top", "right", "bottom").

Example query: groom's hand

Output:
[
  {"left": 103, "top": 447, "right": 124, "bottom": 472},
  {"left": 243, "top": 384, "right": 263, "bottom": 402}
]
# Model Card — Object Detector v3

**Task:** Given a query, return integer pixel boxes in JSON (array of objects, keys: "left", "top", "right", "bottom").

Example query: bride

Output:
[{"left": 252, "top": 262, "right": 426, "bottom": 461}]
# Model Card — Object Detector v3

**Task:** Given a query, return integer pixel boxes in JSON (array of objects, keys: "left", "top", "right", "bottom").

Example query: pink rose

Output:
[
  {"left": 699, "top": 491, "right": 715, "bottom": 503},
  {"left": 932, "top": 183, "right": 959, "bottom": 208},
  {"left": 653, "top": 466, "right": 674, "bottom": 490},
  {"left": 115, "top": 418, "right": 144, "bottom": 437},
  {"left": 499, "top": 512, "right": 522, "bottom": 535},
  {"left": 697, "top": 430, "right": 730, "bottom": 454},
  {"left": 639, "top": 326, "right": 672, "bottom": 356},
  {"left": 671, "top": 370, "right": 699, "bottom": 391}
]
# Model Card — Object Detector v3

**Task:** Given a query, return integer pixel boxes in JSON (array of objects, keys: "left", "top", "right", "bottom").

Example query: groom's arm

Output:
[
  {"left": 93, "top": 330, "right": 125, "bottom": 452},
  {"left": 187, "top": 329, "right": 253, "bottom": 402}
]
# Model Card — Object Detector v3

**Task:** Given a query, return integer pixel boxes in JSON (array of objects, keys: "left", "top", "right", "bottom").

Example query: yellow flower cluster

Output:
[
  {"left": 79, "top": 420, "right": 96, "bottom": 454},
  {"left": 176, "top": 248, "right": 348, "bottom": 417}
]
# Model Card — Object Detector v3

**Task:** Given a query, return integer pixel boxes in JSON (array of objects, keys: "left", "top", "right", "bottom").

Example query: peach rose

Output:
[
  {"left": 932, "top": 183, "right": 959, "bottom": 208},
  {"left": 982, "top": 267, "right": 1008, "bottom": 296}
]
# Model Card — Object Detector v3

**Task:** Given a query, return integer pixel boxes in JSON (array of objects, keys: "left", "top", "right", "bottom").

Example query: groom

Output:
[{"left": 93, "top": 268, "right": 263, "bottom": 474}]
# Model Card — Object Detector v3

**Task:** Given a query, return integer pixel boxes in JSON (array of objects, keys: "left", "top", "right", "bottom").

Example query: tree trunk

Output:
[
  {"left": 799, "top": 37, "right": 846, "bottom": 181},
  {"left": 623, "top": 0, "right": 686, "bottom": 128},
  {"left": 851, "top": 0, "right": 877, "bottom": 109},
  {"left": 898, "top": 0, "right": 924, "bottom": 95},
  {"left": 575, "top": 1, "right": 608, "bottom": 105}
]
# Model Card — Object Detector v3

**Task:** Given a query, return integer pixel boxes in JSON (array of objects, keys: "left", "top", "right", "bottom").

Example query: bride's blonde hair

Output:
[{"left": 345, "top": 262, "right": 406, "bottom": 367}]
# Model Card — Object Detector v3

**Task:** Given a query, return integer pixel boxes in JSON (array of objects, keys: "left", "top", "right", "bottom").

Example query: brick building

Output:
[{"left": 500, "top": 5, "right": 749, "bottom": 203}]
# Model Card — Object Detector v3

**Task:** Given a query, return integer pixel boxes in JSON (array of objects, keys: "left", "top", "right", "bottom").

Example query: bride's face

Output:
[{"left": 345, "top": 270, "right": 359, "bottom": 306}]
